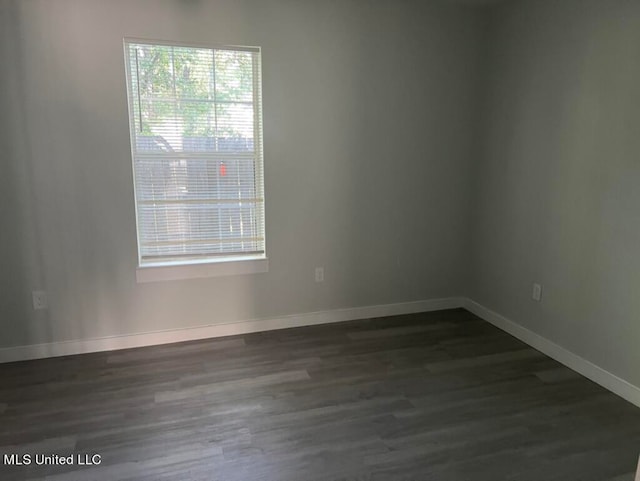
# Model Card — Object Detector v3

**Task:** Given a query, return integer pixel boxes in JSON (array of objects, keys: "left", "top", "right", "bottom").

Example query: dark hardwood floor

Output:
[{"left": 1, "top": 308, "right": 639, "bottom": 480}]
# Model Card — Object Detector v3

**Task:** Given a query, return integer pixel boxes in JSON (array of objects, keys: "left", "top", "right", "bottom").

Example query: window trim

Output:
[
  {"left": 136, "top": 255, "right": 269, "bottom": 283},
  {"left": 123, "top": 38, "right": 267, "bottom": 279}
]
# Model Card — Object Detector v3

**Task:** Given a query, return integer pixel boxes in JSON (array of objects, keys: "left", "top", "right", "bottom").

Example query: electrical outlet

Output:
[
  {"left": 532, "top": 283, "right": 542, "bottom": 302},
  {"left": 32, "top": 290, "right": 48, "bottom": 310},
  {"left": 315, "top": 267, "right": 324, "bottom": 283}
]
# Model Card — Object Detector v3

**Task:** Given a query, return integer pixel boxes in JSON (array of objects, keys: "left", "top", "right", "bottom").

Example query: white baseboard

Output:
[
  {"left": 464, "top": 298, "right": 640, "bottom": 409},
  {"left": 0, "top": 297, "right": 465, "bottom": 364}
]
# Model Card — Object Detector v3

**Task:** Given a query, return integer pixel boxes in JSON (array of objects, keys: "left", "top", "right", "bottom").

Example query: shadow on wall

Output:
[{"left": 0, "top": 1, "right": 50, "bottom": 349}]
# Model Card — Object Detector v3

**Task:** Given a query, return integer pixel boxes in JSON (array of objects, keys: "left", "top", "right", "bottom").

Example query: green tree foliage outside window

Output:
[{"left": 131, "top": 44, "right": 254, "bottom": 141}]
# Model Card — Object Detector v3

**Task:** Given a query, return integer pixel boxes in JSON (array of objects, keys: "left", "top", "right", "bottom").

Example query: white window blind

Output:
[{"left": 124, "top": 40, "right": 265, "bottom": 265}]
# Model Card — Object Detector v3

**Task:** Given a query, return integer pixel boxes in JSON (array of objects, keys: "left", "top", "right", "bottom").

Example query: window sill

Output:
[{"left": 136, "top": 256, "right": 269, "bottom": 283}]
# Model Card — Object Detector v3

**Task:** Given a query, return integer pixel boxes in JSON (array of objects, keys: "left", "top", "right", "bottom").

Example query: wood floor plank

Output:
[
  {"left": 535, "top": 366, "right": 584, "bottom": 383},
  {"left": 346, "top": 322, "right": 457, "bottom": 340},
  {"left": 425, "top": 347, "right": 544, "bottom": 373},
  {"left": 154, "top": 370, "right": 311, "bottom": 403}
]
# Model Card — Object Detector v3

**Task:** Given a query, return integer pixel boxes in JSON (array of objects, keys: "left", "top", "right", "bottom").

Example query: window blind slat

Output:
[{"left": 138, "top": 198, "right": 264, "bottom": 205}]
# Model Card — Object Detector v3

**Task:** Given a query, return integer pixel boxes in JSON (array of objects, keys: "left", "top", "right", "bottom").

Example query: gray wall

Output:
[
  {"left": 0, "top": 0, "right": 484, "bottom": 347},
  {"left": 470, "top": 0, "right": 640, "bottom": 387}
]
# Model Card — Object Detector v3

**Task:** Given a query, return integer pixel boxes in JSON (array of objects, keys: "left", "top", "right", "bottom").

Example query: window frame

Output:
[{"left": 123, "top": 38, "right": 267, "bottom": 282}]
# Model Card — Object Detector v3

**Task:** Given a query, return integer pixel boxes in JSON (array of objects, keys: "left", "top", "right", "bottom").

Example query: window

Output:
[{"left": 124, "top": 40, "right": 266, "bottom": 279}]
